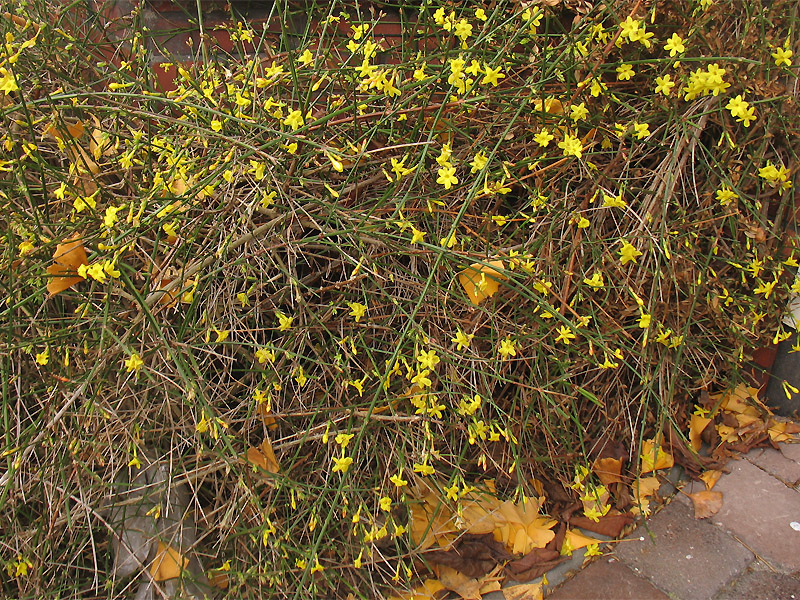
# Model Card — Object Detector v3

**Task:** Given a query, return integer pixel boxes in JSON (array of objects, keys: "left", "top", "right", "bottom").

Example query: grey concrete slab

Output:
[
  {"left": 712, "top": 458, "right": 800, "bottom": 573},
  {"left": 745, "top": 448, "right": 800, "bottom": 487},
  {"left": 713, "top": 569, "right": 800, "bottom": 600},
  {"left": 546, "top": 559, "right": 669, "bottom": 600},
  {"left": 615, "top": 500, "right": 753, "bottom": 600}
]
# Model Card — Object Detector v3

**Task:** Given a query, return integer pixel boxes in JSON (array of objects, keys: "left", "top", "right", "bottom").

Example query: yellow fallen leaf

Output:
[
  {"left": 716, "top": 384, "right": 761, "bottom": 418},
  {"left": 735, "top": 413, "right": 761, "bottom": 428},
  {"left": 689, "top": 490, "right": 723, "bottom": 519},
  {"left": 768, "top": 419, "right": 793, "bottom": 443},
  {"left": 150, "top": 541, "right": 188, "bottom": 581},
  {"left": 593, "top": 457, "right": 623, "bottom": 486},
  {"left": 640, "top": 439, "right": 674, "bottom": 474},
  {"left": 458, "top": 260, "right": 507, "bottom": 305},
  {"left": 389, "top": 579, "right": 446, "bottom": 600},
  {"left": 491, "top": 499, "right": 555, "bottom": 555},
  {"left": 409, "top": 497, "right": 458, "bottom": 550},
  {"left": 716, "top": 424, "right": 739, "bottom": 443},
  {"left": 632, "top": 476, "right": 661, "bottom": 505},
  {"left": 438, "top": 566, "right": 482, "bottom": 600},
  {"left": 46, "top": 235, "right": 88, "bottom": 296},
  {"left": 562, "top": 529, "right": 602, "bottom": 555},
  {"left": 699, "top": 470, "right": 722, "bottom": 491},
  {"left": 503, "top": 582, "right": 543, "bottom": 600},
  {"left": 532, "top": 98, "right": 563, "bottom": 115},
  {"left": 689, "top": 414, "right": 712, "bottom": 452}
]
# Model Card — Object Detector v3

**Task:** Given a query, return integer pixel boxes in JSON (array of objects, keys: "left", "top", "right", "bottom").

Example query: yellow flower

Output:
[
  {"left": 335, "top": 432, "right": 355, "bottom": 448},
  {"left": 654, "top": 74, "right": 675, "bottom": 96},
  {"left": 283, "top": 109, "right": 304, "bottom": 130},
  {"left": 436, "top": 165, "right": 459, "bottom": 189},
  {"left": 255, "top": 348, "right": 275, "bottom": 364},
  {"left": 534, "top": 129, "right": 554, "bottom": 147},
  {"left": 481, "top": 64, "right": 505, "bottom": 87},
  {"left": 555, "top": 325, "right": 576, "bottom": 344},
  {"left": 663, "top": 33, "right": 686, "bottom": 56},
  {"left": 332, "top": 455, "right": 353, "bottom": 473},
  {"left": 390, "top": 471, "right": 408, "bottom": 487},
  {"left": 633, "top": 122, "right": 650, "bottom": 139},
  {"left": 417, "top": 349, "right": 440, "bottom": 370},
  {"left": 558, "top": 133, "right": 583, "bottom": 158},
  {"left": 772, "top": 46, "right": 793, "bottom": 67},
  {"left": 276, "top": 311, "right": 293, "bottom": 331},
  {"left": 125, "top": 353, "right": 144, "bottom": 372},
  {"left": 445, "top": 484, "right": 459, "bottom": 501},
  {"left": 570, "top": 102, "right": 589, "bottom": 122},
  {"left": 498, "top": 337, "right": 517, "bottom": 359},
  {"left": 18, "top": 241, "right": 34, "bottom": 256},
  {"left": 413, "top": 462, "right": 435, "bottom": 476},
  {"left": 348, "top": 302, "right": 367, "bottom": 322},
  {"left": 410, "top": 226, "right": 426, "bottom": 244},
  {"left": 583, "top": 271, "right": 604, "bottom": 289},
  {"left": 716, "top": 186, "right": 738, "bottom": 206},
  {"left": 451, "top": 330, "right": 474, "bottom": 350},
  {"left": 470, "top": 151, "right": 489, "bottom": 173},
  {"left": 616, "top": 64, "right": 635, "bottom": 80},
  {"left": 619, "top": 240, "right": 643, "bottom": 265}
]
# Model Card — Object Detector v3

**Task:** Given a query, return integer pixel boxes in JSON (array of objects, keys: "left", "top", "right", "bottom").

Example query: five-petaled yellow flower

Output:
[
  {"left": 498, "top": 337, "right": 517, "bottom": 359},
  {"left": 332, "top": 455, "right": 353, "bottom": 473},
  {"left": 348, "top": 302, "right": 367, "bottom": 322}
]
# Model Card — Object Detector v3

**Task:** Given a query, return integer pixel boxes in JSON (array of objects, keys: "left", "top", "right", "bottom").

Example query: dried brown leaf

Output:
[
  {"left": 568, "top": 513, "right": 633, "bottom": 538},
  {"left": 505, "top": 547, "right": 563, "bottom": 582}
]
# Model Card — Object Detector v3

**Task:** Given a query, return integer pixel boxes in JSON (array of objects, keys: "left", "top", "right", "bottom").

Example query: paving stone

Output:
[
  {"left": 713, "top": 569, "right": 800, "bottom": 600},
  {"left": 615, "top": 500, "right": 753, "bottom": 600},
  {"left": 780, "top": 443, "right": 800, "bottom": 465},
  {"left": 546, "top": 559, "right": 669, "bottom": 599},
  {"left": 712, "top": 458, "right": 800, "bottom": 572},
  {"left": 745, "top": 448, "right": 800, "bottom": 486}
]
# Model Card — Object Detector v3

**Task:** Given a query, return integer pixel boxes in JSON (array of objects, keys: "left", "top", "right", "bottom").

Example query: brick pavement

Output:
[{"left": 543, "top": 444, "right": 800, "bottom": 600}]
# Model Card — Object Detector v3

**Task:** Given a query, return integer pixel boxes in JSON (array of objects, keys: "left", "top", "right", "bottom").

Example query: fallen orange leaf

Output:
[
  {"left": 592, "top": 457, "right": 623, "bottom": 486},
  {"left": 632, "top": 476, "right": 661, "bottom": 505},
  {"left": 46, "top": 236, "right": 88, "bottom": 296},
  {"left": 149, "top": 541, "right": 188, "bottom": 581},
  {"left": 244, "top": 438, "right": 280, "bottom": 474},
  {"left": 389, "top": 579, "right": 446, "bottom": 600},
  {"left": 640, "top": 439, "right": 674, "bottom": 474},
  {"left": 532, "top": 98, "right": 563, "bottom": 115},
  {"left": 561, "top": 529, "right": 602, "bottom": 555},
  {"left": 689, "top": 414, "right": 712, "bottom": 452},
  {"left": 437, "top": 566, "right": 482, "bottom": 600},
  {"left": 503, "top": 582, "right": 543, "bottom": 600},
  {"left": 699, "top": 470, "right": 722, "bottom": 491},
  {"left": 768, "top": 419, "right": 795, "bottom": 443},
  {"left": 458, "top": 260, "right": 507, "bottom": 305},
  {"left": 689, "top": 490, "right": 723, "bottom": 519}
]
